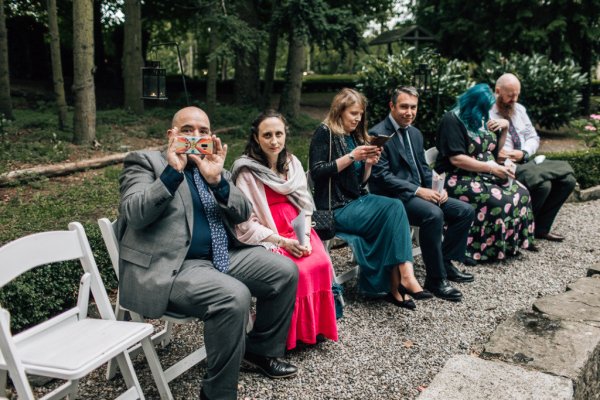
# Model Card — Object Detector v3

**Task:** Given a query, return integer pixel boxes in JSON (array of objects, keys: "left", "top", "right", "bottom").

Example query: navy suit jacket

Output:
[{"left": 369, "top": 117, "right": 433, "bottom": 202}]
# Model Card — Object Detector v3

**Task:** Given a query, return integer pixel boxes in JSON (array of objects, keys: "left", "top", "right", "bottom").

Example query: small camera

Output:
[{"left": 174, "top": 136, "right": 214, "bottom": 155}]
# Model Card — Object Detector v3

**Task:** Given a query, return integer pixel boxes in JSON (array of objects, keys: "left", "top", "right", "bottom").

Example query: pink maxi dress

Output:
[{"left": 264, "top": 185, "right": 338, "bottom": 349}]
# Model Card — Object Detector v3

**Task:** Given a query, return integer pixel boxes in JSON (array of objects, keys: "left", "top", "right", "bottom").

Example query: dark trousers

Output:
[
  {"left": 404, "top": 196, "right": 475, "bottom": 279},
  {"left": 168, "top": 246, "right": 298, "bottom": 400},
  {"left": 527, "top": 174, "right": 576, "bottom": 234}
]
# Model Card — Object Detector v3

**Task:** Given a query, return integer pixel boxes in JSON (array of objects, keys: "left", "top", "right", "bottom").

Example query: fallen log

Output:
[{"left": 0, "top": 126, "right": 242, "bottom": 186}]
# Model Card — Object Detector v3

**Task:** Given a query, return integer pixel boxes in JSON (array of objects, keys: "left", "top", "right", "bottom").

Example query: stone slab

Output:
[
  {"left": 567, "top": 277, "right": 600, "bottom": 294},
  {"left": 418, "top": 355, "right": 573, "bottom": 400},
  {"left": 588, "top": 263, "right": 600, "bottom": 277},
  {"left": 533, "top": 291, "right": 600, "bottom": 328},
  {"left": 579, "top": 185, "right": 600, "bottom": 202},
  {"left": 484, "top": 310, "right": 600, "bottom": 380}
]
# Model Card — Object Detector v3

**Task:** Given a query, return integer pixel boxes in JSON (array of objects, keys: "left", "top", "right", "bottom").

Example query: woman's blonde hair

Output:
[{"left": 323, "top": 88, "right": 369, "bottom": 144}]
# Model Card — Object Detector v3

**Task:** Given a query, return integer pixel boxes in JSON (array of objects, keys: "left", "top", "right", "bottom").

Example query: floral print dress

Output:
[{"left": 436, "top": 112, "right": 535, "bottom": 261}]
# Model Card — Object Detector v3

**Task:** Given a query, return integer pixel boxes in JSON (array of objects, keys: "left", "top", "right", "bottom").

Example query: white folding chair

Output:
[
  {"left": 98, "top": 218, "right": 206, "bottom": 399},
  {"left": 0, "top": 222, "right": 164, "bottom": 400}
]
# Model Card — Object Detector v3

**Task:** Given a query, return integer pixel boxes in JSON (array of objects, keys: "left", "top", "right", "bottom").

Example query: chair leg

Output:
[
  {"left": 0, "top": 369, "right": 7, "bottom": 398},
  {"left": 140, "top": 336, "right": 173, "bottom": 400},
  {"left": 114, "top": 352, "right": 145, "bottom": 400},
  {"left": 65, "top": 379, "right": 79, "bottom": 400},
  {"left": 160, "top": 321, "right": 174, "bottom": 347},
  {"left": 107, "top": 305, "right": 129, "bottom": 380}
]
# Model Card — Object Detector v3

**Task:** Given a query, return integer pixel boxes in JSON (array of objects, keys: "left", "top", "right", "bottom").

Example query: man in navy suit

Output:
[{"left": 370, "top": 86, "right": 475, "bottom": 302}]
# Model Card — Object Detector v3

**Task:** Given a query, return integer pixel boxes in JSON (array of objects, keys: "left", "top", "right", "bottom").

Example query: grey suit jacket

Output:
[
  {"left": 369, "top": 117, "right": 433, "bottom": 202},
  {"left": 117, "top": 150, "right": 252, "bottom": 318}
]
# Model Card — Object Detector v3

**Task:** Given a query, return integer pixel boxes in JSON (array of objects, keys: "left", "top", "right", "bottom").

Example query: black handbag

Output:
[{"left": 312, "top": 126, "right": 336, "bottom": 241}]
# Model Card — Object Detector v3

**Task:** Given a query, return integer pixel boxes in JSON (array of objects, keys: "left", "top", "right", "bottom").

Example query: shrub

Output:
[
  {"left": 475, "top": 52, "right": 587, "bottom": 130},
  {"left": 570, "top": 114, "right": 600, "bottom": 148},
  {"left": 356, "top": 48, "right": 472, "bottom": 146},
  {"left": 545, "top": 148, "right": 600, "bottom": 190}
]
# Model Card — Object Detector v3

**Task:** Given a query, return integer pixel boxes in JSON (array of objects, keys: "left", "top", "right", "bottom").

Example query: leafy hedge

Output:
[
  {"left": 475, "top": 52, "right": 587, "bottom": 130},
  {"left": 356, "top": 48, "right": 472, "bottom": 146},
  {"left": 545, "top": 148, "right": 600, "bottom": 190},
  {"left": 0, "top": 223, "right": 117, "bottom": 332}
]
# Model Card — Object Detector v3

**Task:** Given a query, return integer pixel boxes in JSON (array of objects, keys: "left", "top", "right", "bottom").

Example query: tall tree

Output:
[
  {"left": 233, "top": 0, "right": 261, "bottom": 106},
  {"left": 123, "top": 0, "right": 143, "bottom": 114},
  {"left": 279, "top": 26, "right": 306, "bottom": 120},
  {"left": 72, "top": 0, "right": 96, "bottom": 144},
  {"left": 0, "top": 0, "right": 13, "bottom": 120},
  {"left": 261, "top": 1, "right": 281, "bottom": 110},
  {"left": 46, "top": 0, "right": 68, "bottom": 129}
]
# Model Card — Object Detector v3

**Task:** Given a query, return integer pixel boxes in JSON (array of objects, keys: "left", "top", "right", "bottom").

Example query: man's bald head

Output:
[
  {"left": 168, "top": 106, "right": 211, "bottom": 139},
  {"left": 495, "top": 73, "right": 521, "bottom": 117}
]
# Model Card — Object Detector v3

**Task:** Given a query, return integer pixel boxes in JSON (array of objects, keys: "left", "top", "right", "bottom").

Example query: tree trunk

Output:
[
  {"left": 233, "top": 0, "right": 260, "bottom": 106},
  {"left": 122, "top": 0, "right": 143, "bottom": 114},
  {"left": 261, "top": 18, "right": 279, "bottom": 110},
  {"left": 0, "top": 0, "right": 13, "bottom": 120},
  {"left": 46, "top": 0, "right": 68, "bottom": 130},
  {"left": 206, "top": 26, "right": 218, "bottom": 116},
  {"left": 72, "top": 0, "right": 96, "bottom": 144},
  {"left": 279, "top": 29, "right": 306, "bottom": 121}
]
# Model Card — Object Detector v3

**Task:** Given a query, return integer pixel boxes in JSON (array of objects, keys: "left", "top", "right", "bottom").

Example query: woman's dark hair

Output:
[{"left": 244, "top": 110, "right": 290, "bottom": 174}]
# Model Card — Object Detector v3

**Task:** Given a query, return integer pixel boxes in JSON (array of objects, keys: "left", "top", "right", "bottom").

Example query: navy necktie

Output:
[
  {"left": 508, "top": 121, "right": 522, "bottom": 150},
  {"left": 192, "top": 168, "right": 230, "bottom": 273},
  {"left": 400, "top": 127, "right": 421, "bottom": 185}
]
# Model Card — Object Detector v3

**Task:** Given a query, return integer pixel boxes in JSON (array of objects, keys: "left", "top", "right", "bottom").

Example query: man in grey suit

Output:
[
  {"left": 118, "top": 106, "right": 299, "bottom": 400},
  {"left": 370, "top": 86, "right": 475, "bottom": 302}
]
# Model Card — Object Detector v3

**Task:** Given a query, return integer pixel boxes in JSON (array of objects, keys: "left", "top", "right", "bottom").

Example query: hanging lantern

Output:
[
  {"left": 412, "top": 63, "right": 432, "bottom": 95},
  {"left": 141, "top": 61, "right": 167, "bottom": 100}
]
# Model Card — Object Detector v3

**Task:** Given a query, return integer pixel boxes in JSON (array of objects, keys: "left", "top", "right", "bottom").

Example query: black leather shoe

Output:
[
  {"left": 384, "top": 293, "right": 416, "bottom": 310},
  {"left": 399, "top": 283, "right": 433, "bottom": 300},
  {"left": 525, "top": 242, "right": 540, "bottom": 252},
  {"left": 200, "top": 388, "right": 210, "bottom": 400},
  {"left": 242, "top": 352, "right": 298, "bottom": 379},
  {"left": 462, "top": 257, "right": 477, "bottom": 266},
  {"left": 535, "top": 232, "right": 565, "bottom": 242},
  {"left": 424, "top": 279, "right": 463, "bottom": 302},
  {"left": 445, "top": 263, "right": 475, "bottom": 283}
]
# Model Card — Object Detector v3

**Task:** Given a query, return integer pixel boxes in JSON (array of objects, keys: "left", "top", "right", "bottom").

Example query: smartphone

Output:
[
  {"left": 369, "top": 133, "right": 395, "bottom": 148},
  {"left": 174, "top": 136, "right": 214, "bottom": 155}
]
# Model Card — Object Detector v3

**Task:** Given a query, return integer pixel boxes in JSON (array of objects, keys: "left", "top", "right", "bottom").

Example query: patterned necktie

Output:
[
  {"left": 192, "top": 168, "right": 230, "bottom": 273},
  {"left": 400, "top": 127, "right": 421, "bottom": 185},
  {"left": 508, "top": 121, "right": 522, "bottom": 150}
]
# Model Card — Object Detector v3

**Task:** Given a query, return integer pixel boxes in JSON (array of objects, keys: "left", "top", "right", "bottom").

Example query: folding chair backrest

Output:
[
  {"left": 0, "top": 222, "right": 115, "bottom": 321},
  {"left": 98, "top": 218, "right": 120, "bottom": 276}
]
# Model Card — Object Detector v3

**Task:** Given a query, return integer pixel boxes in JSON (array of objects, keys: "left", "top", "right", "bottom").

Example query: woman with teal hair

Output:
[{"left": 434, "top": 83, "right": 535, "bottom": 263}]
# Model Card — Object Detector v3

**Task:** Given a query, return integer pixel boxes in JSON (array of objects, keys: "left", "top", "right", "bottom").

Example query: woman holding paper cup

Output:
[
  {"left": 231, "top": 110, "right": 337, "bottom": 350},
  {"left": 435, "top": 84, "right": 535, "bottom": 263}
]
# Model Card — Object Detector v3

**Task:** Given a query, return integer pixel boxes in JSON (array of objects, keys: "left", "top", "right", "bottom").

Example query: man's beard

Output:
[{"left": 496, "top": 100, "right": 515, "bottom": 118}]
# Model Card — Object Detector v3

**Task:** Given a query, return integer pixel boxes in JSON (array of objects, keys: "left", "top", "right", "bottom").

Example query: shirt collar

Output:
[{"left": 388, "top": 114, "right": 410, "bottom": 133}]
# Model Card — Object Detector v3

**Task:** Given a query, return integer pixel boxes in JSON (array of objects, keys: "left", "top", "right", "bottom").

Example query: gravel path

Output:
[{"left": 28, "top": 200, "right": 600, "bottom": 400}]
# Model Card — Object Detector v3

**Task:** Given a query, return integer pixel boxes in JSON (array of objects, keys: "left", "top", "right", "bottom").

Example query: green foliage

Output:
[
  {"left": 570, "top": 114, "right": 600, "bottom": 148},
  {"left": 356, "top": 48, "right": 472, "bottom": 144},
  {"left": 475, "top": 52, "right": 587, "bottom": 129},
  {"left": 545, "top": 148, "right": 600, "bottom": 190},
  {"left": 0, "top": 168, "right": 121, "bottom": 332}
]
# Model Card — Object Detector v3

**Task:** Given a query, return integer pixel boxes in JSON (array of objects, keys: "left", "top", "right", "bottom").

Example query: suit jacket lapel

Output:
[
  {"left": 385, "top": 118, "right": 410, "bottom": 166},
  {"left": 160, "top": 151, "right": 193, "bottom": 238}
]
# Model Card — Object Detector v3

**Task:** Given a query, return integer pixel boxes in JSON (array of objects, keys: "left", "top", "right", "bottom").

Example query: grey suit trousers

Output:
[{"left": 168, "top": 246, "right": 298, "bottom": 400}]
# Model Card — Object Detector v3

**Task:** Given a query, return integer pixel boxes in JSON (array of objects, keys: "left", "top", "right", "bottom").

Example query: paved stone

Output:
[
  {"left": 567, "top": 276, "right": 600, "bottom": 294},
  {"left": 418, "top": 355, "right": 573, "bottom": 400},
  {"left": 587, "top": 263, "right": 600, "bottom": 277},
  {"left": 533, "top": 290, "right": 600, "bottom": 328},
  {"left": 484, "top": 310, "right": 600, "bottom": 389}
]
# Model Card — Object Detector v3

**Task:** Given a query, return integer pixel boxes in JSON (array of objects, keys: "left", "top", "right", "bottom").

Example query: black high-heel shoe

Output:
[
  {"left": 400, "top": 283, "right": 433, "bottom": 300},
  {"left": 384, "top": 290, "right": 416, "bottom": 310}
]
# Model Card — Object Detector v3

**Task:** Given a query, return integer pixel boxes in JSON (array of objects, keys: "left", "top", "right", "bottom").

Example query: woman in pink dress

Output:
[{"left": 231, "top": 110, "right": 338, "bottom": 350}]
